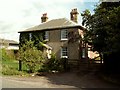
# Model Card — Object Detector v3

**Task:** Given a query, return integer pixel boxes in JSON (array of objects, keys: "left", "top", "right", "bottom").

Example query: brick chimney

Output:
[
  {"left": 41, "top": 13, "right": 48, "bottom": 23},
  {"left": 70, "top": 8, "right": 79, "bottom": 23}
]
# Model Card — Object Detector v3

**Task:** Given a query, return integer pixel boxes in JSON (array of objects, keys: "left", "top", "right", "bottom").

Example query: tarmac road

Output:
[{"left": 1, "top": 72, "right": 120, "bottom": 89}]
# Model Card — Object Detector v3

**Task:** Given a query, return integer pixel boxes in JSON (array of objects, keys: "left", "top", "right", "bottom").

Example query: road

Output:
[{"left": 1, "top": 72, "right": 120, "bottom": 89}]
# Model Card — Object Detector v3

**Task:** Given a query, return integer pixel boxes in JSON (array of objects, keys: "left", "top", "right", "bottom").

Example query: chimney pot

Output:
[
  {"left": 41, "top": 13, "right": 48, "bottom": 23},
  {"left": 70, "top": 8, "right": 79, "bottom": 23}
]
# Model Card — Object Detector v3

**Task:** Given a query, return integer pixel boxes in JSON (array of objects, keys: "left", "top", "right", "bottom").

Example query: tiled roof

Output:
[{"left": 19, "top": 18, "right": 84, "bottom": 33}]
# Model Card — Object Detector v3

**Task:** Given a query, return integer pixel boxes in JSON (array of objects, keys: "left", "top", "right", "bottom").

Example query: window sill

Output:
[
  {"left": 61, "top": 56, "right": 68, "bottom": 58},
  {"left": 82, "top": 57, "right": 86, "bottom": 58},
  {"left": 61, "top": 39, "right": 68, "bottom": 41}
]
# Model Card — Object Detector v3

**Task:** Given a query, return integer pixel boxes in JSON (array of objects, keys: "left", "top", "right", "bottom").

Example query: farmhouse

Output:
[{"left": 18, "top": 8, "right": 95, "bottom": 67}]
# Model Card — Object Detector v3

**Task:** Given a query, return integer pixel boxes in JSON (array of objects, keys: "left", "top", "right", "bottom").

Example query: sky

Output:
[{"left": 0, "top": 0, "right": 99, "bottom": 42}]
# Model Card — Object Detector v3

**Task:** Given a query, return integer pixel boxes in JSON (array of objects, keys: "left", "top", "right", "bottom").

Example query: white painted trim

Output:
[
  {"left": 61, "top": 38, "right": 68, "bottom": 41},
  {"left": 45, "top": 31, "right": 49, "bottom": 41},
  {"left": 61, "top": 29, "right": 68, "bottom": 40},
  {"left": 61, "top": 56, "right": 68, "bottom": 59},
  {"left": 60, "top": 47, "right": 68, "bottom": 59}
]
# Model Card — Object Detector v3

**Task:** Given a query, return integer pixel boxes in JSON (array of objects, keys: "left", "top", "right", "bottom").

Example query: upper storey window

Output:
[
  {"left": 45, "top": 31, "right": 49, "bottom": 41},
  {"left": 29, "top": 33, "right": 32, "bottom": 40},
  {"left": 61, "top": 30, "right": 68, "bottom": 40}
]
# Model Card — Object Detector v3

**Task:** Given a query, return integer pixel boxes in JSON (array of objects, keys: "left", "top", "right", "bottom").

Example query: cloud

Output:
[{"left": 0, "top": 0, "right": 98, "bottom": 42}]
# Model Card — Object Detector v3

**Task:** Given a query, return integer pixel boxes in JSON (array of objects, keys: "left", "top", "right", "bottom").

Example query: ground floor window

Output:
[
  {"left": 82, "top": 48, "right": 86, "bottom": 58},
  {"left": 61, "top": 47, "right": 68, "bottom": 58}
]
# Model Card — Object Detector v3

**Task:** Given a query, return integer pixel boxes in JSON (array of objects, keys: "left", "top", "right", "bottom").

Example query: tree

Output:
[
  {"left": 18, "top": 41, "right": 46, "bottom": 73},
  {"left": 19, "top": 32, "right": 45, "bottom": 51},
  {"left": 81, "top": 2, "right": 120, "bottom": 73}
]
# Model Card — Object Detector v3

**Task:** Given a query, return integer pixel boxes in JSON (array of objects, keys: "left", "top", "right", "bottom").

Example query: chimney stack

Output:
[
  {"left": 41, "top": 13, "right": 48, "bottom": 23},
  {"left": 70, "top": 8, "right": 79, "bottom": 23}
]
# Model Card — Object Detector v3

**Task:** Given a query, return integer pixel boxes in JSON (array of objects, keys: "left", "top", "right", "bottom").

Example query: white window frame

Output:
[
  {"left": 61, "top": 29, "right": 68, "bottom": 40},
  {"left": 29, "top": 33, "right": 32, "bottom": 40},
  {"left": 61, "top": 47, "right": 68, "bottom": 58},
  {"left": 45, "top": 31, "right": 49, "bottom": 41}
]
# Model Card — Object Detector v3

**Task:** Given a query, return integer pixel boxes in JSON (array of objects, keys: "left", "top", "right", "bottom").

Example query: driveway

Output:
[{"left": 1, "top": 72, "right": 120, "bottom": 89}]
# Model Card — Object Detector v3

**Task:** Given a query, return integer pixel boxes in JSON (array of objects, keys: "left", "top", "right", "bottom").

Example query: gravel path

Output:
[{"left": 1, "top": 72, "right": 120, "bottom": 89}]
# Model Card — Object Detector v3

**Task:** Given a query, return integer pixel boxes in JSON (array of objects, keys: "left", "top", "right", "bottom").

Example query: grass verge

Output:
[{"left": 1, "top": 59, "right": 29, "bottom": 76}]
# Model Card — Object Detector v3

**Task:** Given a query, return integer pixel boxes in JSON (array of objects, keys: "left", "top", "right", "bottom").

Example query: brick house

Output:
[{"left": 18, "top": 8, "right": 90, "bottom": 67}]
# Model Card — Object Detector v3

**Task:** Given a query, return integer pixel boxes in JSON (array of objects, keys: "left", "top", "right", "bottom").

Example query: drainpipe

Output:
[{"left": 78, "top": 39, "right": 81, "bottom": 69}]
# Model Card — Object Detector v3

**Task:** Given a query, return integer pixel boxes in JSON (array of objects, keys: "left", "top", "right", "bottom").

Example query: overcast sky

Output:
[{"left": 0, "top": 0, "right": 99, "bottom": 42}]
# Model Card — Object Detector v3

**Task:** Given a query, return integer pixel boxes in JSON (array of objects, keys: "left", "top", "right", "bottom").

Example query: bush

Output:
[
  {"left": 18, "top": 41, "right": 69, "bottom": 73},
  {"left": 2, "top": 64, "right": 19, "bottom": 75},
  {"left": 18, "top": 41, "right": 46, "bottom": 73},
  {"left": 0, "top": 48, "right": 15, "bottom": 61},
  {"left": 1, "top": 48, "right": 10, "bottom": 61},
  {"left": 41, "top": 54, "right": 67, "bottom": 72},
  {"left": 2, "top": 64, "right": 27, "bottom": 76}
]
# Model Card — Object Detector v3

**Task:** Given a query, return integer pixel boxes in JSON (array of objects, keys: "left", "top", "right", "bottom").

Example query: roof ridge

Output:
[
  {"left": 19, "top": 18, "right": 83, "bottom": 33},
  {"left": 50, "top": 18, "right": 67, "bottom": 20}
]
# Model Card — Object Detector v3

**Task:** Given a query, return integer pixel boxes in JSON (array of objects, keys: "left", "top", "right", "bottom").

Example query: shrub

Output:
[
  {"left": 1, "top": 48, "right": 10, "bottom": 61},
  {"left": 18, "top": 41, "right": 46, "bottom": 73},
  {"left": 41, "top": 54, "right": 66, "bottom": 72},
  {"left": 2, "top": 64, "right": 19, "bottom": 75},
  {"left": 18, "top": 40, "right": 69, "bottom": 73},
  {"left": 0, "top": 48, "right": 15, "bottom": 61},
  {"left": 2, "top": 64, "right": 28, "bottom": 76}
]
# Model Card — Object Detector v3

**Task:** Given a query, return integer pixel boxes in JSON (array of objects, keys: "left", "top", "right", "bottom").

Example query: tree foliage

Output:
[
  {"left": 81, "top": 2, "right": 120, "bottom": 54},
  {"left": 18, "top": 41, "right": 46, "bottom": 73},
  {"left": 39, "top": 53, "right": 68, "bottom": 72},
  {"left": 81, "top": 2, "right": 120, "bottom": 73},
  {"left": 19, "top": 32, "right": 45, "bottom": 51}
]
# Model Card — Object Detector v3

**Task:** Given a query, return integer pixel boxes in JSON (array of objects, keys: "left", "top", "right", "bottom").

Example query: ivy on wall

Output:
[{"left": 19, "top": 31, "right": 45, "bottom": 50}]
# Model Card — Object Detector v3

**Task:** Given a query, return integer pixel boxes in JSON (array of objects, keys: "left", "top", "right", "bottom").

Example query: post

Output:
[
  {"left": 19, "top": 60, "right": 22, "bottom": 71},
  {"left": 100, "top": 52, "right": 103, "bottom": 64}
]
